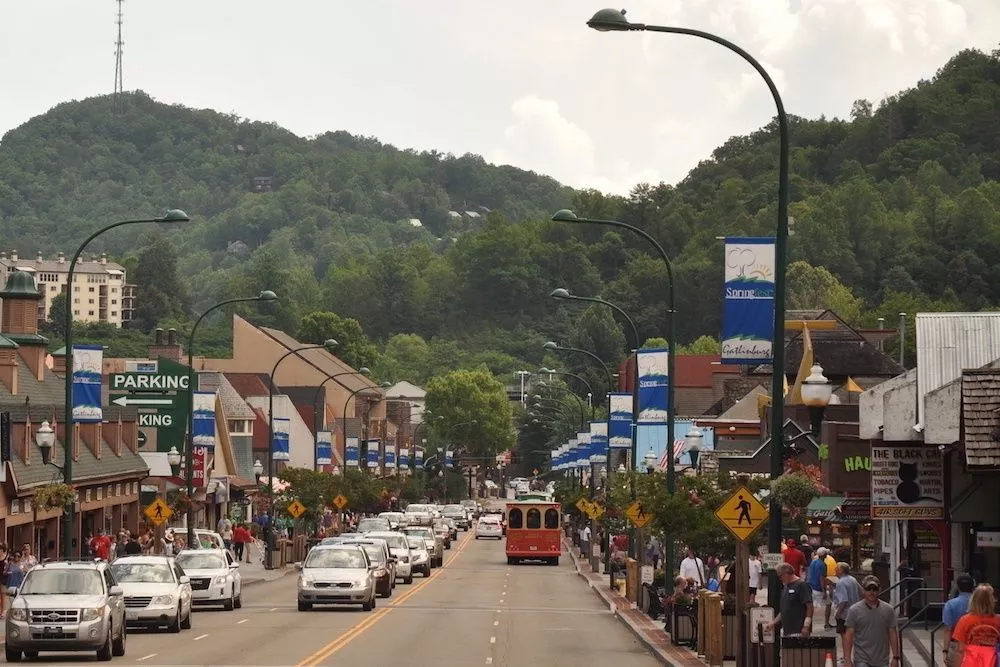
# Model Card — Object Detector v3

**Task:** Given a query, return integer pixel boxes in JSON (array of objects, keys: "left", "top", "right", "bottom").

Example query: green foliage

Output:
[
  {"left": 770, "top": 471, "right": 821, "bottom": 511},
  {"left": 133, "top": 232, "right": 190, "bottom": 332},
  {"left": 297, "top": 311, "right": 380, "bottom": 370},
  {"left": 425, "top": 368, "right": 515, "bottom": 457}
]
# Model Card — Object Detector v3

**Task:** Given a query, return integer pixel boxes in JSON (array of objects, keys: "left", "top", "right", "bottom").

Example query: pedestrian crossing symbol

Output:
[
  {"left": 287, "top": 499, "right": 307, "bottom": 519},
  {"left": 625, "top": 499, "right": 652, "bottom": 528},
  {"left": 714, "top": 485, "right": 768, "bottom": 541},
  {"left": 333, "top": 494, "right": 349, "bottom": 510},
  {"left": 143, "top": 499, "right": 172, "bottom": 527}
]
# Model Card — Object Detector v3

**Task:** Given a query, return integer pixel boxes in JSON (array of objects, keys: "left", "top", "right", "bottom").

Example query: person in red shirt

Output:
[
  {"left": 89, "top": 529, "right": 112, "bottom": 561},
  {"left": 783, "top": 538, "right": 807, "bottom": 575}
]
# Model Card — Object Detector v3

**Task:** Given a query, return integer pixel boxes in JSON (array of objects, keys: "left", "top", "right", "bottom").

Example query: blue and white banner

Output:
[
  {"left": 589, "top": 422, "right": 608, "bottom": 463},
  {"left": 415, "top": 448, "right": 424, "bottom": 467},
  {"left": 609, "top": 393, "right": 633, "bottom": 450},
  {"left": 316, "top": 430, "right": 333, "bottom": 466},
  {"left": 722, "top": 237, "right": 776, "bottom": 364},
  {"left": 384, "top": 444, "right": 396, "bottom": 469},
  {"left": 576, "top": 433, "right": 590, "bottom": 468},
  {"left": 638, "top": 348, "right": 669, "bottom": 424},
  {"left": 345, "top": 437, "right": 360, "bottom": 467},
  {"left": 272, "top": 417, "right": 290, "bottom": 461},
  {"left": 445, "top": 450, "right": 454, "bottom": 468},
  {"left": 399, "top": 448, "right": 409, "bottom": 468},
  {"left": 366, "top": 440, "right": 380, "bottom": 468},
  {"left": 192, "top": 391, "right": 216, "bottom": 449},
  {"left": 71, "top": 344, "right": 103, "bottom": 423}
]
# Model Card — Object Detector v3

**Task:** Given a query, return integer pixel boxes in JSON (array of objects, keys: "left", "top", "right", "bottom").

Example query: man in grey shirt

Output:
[
  {"left": 844, "top": 575, "right": 900, "bottom": 667},
  {"left": 765, "top": 563, "right": 814, "bottom": 637}
]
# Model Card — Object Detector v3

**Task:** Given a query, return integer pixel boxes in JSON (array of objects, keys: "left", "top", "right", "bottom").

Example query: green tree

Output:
[
  {"left": 133, "top": 232, "right": 190, "bottom": 332},
  {"left": 298, "top": 311, "right": 380, "bottom": 370},
  {"left": 786, "top": 260, "right": 865, "bottom": 324},
  {"left": 44, "top": 292, "right": 68, "bottom": 339},
  {"left": 425, "top": 367, "right": 515, "bottom": 458}
]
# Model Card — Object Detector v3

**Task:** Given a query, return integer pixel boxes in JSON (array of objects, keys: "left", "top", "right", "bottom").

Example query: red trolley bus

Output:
[{"left": 505, "top": 501, "right": 562, "bottom": 565}]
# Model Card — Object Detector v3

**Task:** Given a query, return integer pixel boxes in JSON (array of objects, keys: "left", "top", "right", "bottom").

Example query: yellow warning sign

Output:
[
  {"left": 287, "top": 499, "right": 307, "bottom": 519},
  {"left": 143, "top": 499, "right": 173, "bottom": 527},
  {"left": 588, "top": 502, "right": 605, "bottom": 520},
  {"left": 714, "top": 485, "right": 768, "bottom": 541},
  {"left": 333, "top": 494, "right": 349, "bottom": 510},
  {"left": 625, "top": 499, "right": 652, "bottom": 528},
  {"left": 575, "top": 498, "right": 592, "bottom": 514}
]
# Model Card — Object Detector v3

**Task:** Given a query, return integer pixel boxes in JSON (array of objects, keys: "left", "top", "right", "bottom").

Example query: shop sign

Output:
[
  {"left": 843, "top": 456, "right": 871, "bottom": 472},
  {"left": 870, "top": 446, "right": 944, "bottom": 519}
]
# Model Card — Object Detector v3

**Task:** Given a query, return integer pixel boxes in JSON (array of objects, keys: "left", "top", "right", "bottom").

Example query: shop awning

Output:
[
  {"left": 805, "top": 496, "right": 845, "bottom": 521},
  {"left": 838, "top": 497, "right": 871, "bottom": 522}
]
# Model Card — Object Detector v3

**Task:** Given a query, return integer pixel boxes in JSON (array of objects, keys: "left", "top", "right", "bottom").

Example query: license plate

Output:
[
  {"left": 126, "top": 610, "right": 139, "bottom": 621},
  {"left": 42, "top": 626, "right": 64, "bottom": 638},
  {"left": 529, "top": 546, "right": 537, "bottom": 551}
]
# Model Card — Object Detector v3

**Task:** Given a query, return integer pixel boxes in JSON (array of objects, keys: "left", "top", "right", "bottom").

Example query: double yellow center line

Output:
[{"left": 296, "top": 533, "right": 475, "bottom": 666}]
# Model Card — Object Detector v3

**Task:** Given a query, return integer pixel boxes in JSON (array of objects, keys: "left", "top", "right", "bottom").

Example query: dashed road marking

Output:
[
  {"left": 486, "top": 658, "right": 493, "bottom": 664},
  {"left": 490, "top": 636, "right": 496, "bottom": 644},
  {"left": 237, "top": 618, "right": 248, "bottom": 624},
  {"left": 269, "top": 607, "right": 279, "bottom": 612},
  {"left": 193, "top": 634, "right": 209, "bottom": 641},
  {"left": 494, "top": 620, "right": 499, "bottom": 626},
  {"left": 137, "top": 654, "right": 157, "bottom": 662}
]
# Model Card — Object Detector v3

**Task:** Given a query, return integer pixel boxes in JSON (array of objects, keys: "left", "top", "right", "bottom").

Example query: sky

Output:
[{"left": 1, "top": 1, "right": 998, "bottom": 195}]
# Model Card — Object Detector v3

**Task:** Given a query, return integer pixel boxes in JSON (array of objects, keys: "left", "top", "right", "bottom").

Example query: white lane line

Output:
[
  {"left": 137, "top": 654, "right": 157, "bottom": 662},
  {"left": 486, "top": 658, "right": 493, "bottom": 664},
  {"left": 237, "top": 618, "right": 249, "bottom": 624},
  {"left": 494, "top": 620, "right": 499, "bottom": 626},
  {"left": 269, "top": 607, "right": 279, "bottom": 612},
  {"left": 490, "top": 636, "right": 496, "bottom": 644},
  {"left": 501, "top": 591, "right": 506, "bottom": 596},
  {"left": 193, "top": 634, "right": 209, "bottom": 641}
]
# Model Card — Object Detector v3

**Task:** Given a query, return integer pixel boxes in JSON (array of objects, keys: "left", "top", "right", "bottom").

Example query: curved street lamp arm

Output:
[
  {"left": 538, "top": 385, "right": 587, "bottom": 431},
  {"left": 563, "top": 293, "right": 641, "bottom": 352},
  {"left": 551, "top": 345, "right": 615, "bottom": 394}
]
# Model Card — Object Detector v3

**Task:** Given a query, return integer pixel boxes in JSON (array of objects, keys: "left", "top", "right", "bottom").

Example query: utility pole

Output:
[{"left": 113, "top": 0, "right": 125, "bottom": 114}]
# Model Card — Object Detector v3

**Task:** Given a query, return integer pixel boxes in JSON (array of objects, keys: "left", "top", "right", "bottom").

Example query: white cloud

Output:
[{"left": 489, "top": 95, "right": 596, "bottom": 179}]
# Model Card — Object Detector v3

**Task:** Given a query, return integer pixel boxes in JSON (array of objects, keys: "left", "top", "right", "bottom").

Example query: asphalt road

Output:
[{"left": 5, "top": 530, "right": 660, "bottom": 666}]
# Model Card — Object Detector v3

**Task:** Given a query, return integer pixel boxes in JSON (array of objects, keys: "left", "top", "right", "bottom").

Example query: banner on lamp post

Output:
[
  {"left": 399, "top": 447, "right": 409, "bottom": 469},
  {"left": 384, "top": 444, "right": 396, "bottom": 469},
  {"left": 637, "top": 348, "right": 669, "bottom": 424},
  {"left": 316, "top": 430, "right": 333, "bottom": 466},
  {"left": 445, "top": 450, "right": 454, "bottom": 468},
  {"left": 590, "top": 421, "right": 608, "bottom": 464},
  {"left": 272, "top": 418, "right": 290, "bottom": 461},
  {"left": 721, "top": 237, "right": 776, "bottom": 364},
  {"left": 609, "top": 393, "right": 633, "bottom": 450},
  {"left": 345, "top": 437, "right": 360, "bottom": 467},
  {"left": 72, "top": 345, "right": 104, "bottom": 423},
  {"left": 192, "top": 391, "right": 216, "bottom": 449},
  {"left": 366, "top": 440, "right": 380, "bottom": 468}
]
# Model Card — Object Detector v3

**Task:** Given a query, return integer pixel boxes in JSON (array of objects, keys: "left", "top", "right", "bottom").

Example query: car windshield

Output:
[
  {"left": 358, "top": 519, "right": 389, "bottom": 531},
  {"left": 406, "top": 537, "right": 425, "bottom": 550},
  {"left": 21, "top": 569, "right": 104, "bottom": 595},
  {"left": 443, "top": 505, "right": 463, "bottom": 514},
  {"left": 347, "top": 544, "right": 384, "bottom": 564},
  {"left": 110, "top": 563, "right": 175, "bottom": 583},
  {"left": 305, "top": 549, "right": 367, "bottom": 569},
  {"left": 406, "top": 528, "right": 433, "bottom": 539},
  {"left": 407, "top": 505, "right": 432, "bottom": 513},
  {"left": 176, "top": 553, "right": 227, "bottom": 570},
  {"left": 370, "top": 534, "right": 406, "bottom": 549}
]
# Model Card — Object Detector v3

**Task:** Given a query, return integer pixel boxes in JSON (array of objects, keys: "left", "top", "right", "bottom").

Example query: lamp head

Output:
[
  {"left": 801, "top": 363, "right": 834, "bottom": 407},
  {"left": 684, "top": 425, "right": 704, "bottom": 452},
  {"left": 257, "top": 290, "right": 278, "bottom": 302},
  {"left": 157, "top": 209, "right": 191, "bottom": 223},
  {"left": 252, "top": 459, "right": 264, "bottom": 477},
  {"left": 587, "top": 8, "right": 632, "bottom": 32},
  {"left": 551, "top": 209, "right": 580, "bottom": 222},
  {"left": 166, "top": 446, "right": 182, "bottom": 467},
  {"left": 380, "top": 381, "right": 393, "bottom": 388},
  {"left": 643, "top": 447, "right": 657, "bottom": 470},
  {"left": 358, "top": 367, "right": 371, "bottom": 375},
  {"left": 36, "top": 420, "right": 56, "bottom": 464},
  {"left": 539, "top": 367, "right": 555, "bottom": 374},
  {"left": 322, "top": 338, "right": 339, "bottom": 351},
  {"left": 550, "top": 288, "right": 571, "bottom": 299},
  {"left": 617, "top": 463, "right": 627, "bottom": 474},
  {"left": 542, "top": 341, "right": 558, "bottom": 350}
]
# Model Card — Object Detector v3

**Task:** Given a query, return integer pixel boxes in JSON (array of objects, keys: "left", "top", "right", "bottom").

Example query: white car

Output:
[
  {"left": 175, "top": 549, "right": 242, "bottom": 610},
  {"left": 366, "top": 531, "right": 414, "bottom": 584},
  {"left": 109, "top": 556, "right": 193, "bottom": 632},
  {"left": 476, "top": 516, "right": 503, "bottom": 540},
  {"left": 405, "top": 535, "right": 432, "bottom": 578},
  {"left": 297, "top": 545, "right": 377, "bottom": 611}
]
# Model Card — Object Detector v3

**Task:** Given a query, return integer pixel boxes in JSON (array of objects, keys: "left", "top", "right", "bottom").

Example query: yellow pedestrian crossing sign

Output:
[
  {"left": 714, "top": 485, "right": 768, "bottom": 541},
  {"left": 588, "top": 502, "right": 605, "bottom": 520},
  {"left": 575, "top": 498, "right": 591, "bottom": 514},
  {"left": 333, "top": 494, "right": 349, "bottom": 510},
  {"left": 287, "top": 499, "right": 306, "bottom": 519},
  {"left": 625, "top": 499, "right": 652, "bottom": 528},
  {"left": 143, "top": 499, "right": 172, "bottom": 527}
]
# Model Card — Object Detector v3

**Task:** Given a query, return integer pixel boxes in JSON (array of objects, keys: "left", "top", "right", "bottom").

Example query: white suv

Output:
[
  {"left": 175, "top": 549, "right": 243, "bottom": 610},
  {"left": 476, "top": 515, "right": 503, "bottom": 540}
]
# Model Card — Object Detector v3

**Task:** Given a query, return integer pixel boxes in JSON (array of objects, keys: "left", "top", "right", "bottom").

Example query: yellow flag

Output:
[
  {"left": 783, "top": 374, "right": 789, "bottom": 397},
  {"left": 845, "top": 376, "right": 863, "bottom": 393},
  {"left": 788, "top": 326, "right": 814, "bottom": 405}
]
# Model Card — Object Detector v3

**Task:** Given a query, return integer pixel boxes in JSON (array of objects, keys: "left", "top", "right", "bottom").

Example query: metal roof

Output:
[{"left": 916, "top": 313, "right": 1000, "bottom": 427}]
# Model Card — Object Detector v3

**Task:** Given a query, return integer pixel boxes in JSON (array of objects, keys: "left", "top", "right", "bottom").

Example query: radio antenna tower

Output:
[{"left": 113, "top": 0, "right": 125, "bottom": 114}]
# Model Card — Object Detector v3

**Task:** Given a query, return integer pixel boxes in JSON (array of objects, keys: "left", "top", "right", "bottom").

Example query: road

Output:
[{"left": 4, "top": 531, "right": 660, "bottom": 666}]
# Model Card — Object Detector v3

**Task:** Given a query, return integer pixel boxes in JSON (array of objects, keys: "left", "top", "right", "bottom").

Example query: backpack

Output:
[{"left": 960, "top": 624, "right": 1000, "bottom": 667}]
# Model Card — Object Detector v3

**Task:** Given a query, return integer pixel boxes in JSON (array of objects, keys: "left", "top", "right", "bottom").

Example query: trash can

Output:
[{"left": 780, "top": 636, "right": 836, "bottom": 667}]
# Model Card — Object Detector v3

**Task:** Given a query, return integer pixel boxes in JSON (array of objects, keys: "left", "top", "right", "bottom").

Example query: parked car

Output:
[
  {"left": 4, "top": 560, "right": 128, "bottom": 662},
  {"left": 377, "top": 512, "right": 407, "bottom": 530},
  {"left": 366, "top": 531, "right": 414, "bottom": 584},
  {"left": 432, "top": 519, "right": 453, "bottom": 549},
  {"left": 109, "top": 555, "right": 193, "bottom": 632},
  {"left": 356, "top": 517, "right": 392, "bottom": 534},
  {"left": 174, "top": 549, "right": 242, "bottom": 610},
  {"left": 296, "top": 545, "right": 377, "bottom": 611}
]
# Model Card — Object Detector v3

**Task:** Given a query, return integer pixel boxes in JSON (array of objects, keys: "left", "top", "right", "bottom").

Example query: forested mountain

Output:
[{"left": 1, "top": 47, "right": 999, "bottom": 389}]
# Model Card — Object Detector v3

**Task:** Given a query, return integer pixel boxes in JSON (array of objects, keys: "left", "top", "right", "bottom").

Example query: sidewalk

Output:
[{"left": 236, "top": 541, "right": 295, "bottom": 586}]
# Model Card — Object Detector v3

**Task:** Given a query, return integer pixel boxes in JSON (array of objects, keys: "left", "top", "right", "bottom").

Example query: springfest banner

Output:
[
  {"left": 72, "top": 345, "right": 104, "bottom": 423},
  {"left": 316, "top": 430, "right": 333, "bottom": 466},
  {"left": 384, "top": 444, "right": 396, "bottom": 469},
  {"left": 399, "top": 447, "right": 409, "bottom": 468},
  {"left": 192, "top": 391, "right": 217, "bottom": 449},
  {"left": 345, "top": 437, "right": 360, "bottom": 467},
  {"left": 638, "top": 349, "right": 669, "bottom": 424},
  {"left": 415, "top": 448, "right": 424, "bottom": 467},
  {"left": 722, "top": 237, "right": 776, "bottom": 364},
  {"left": 445, "top": 450, "right": 454, "bottom": 468},
  {"left": 272, "top": 417, "right": 290, "bottom": 461},
  {"left": 609, "top": 393, "right": 632, "bottom": 450},
  {"left": 366, "top": 440, "right": 380, "bottom": 468},
  {"left": 589, "top": 421, "right": 608, "bottom": 463}
]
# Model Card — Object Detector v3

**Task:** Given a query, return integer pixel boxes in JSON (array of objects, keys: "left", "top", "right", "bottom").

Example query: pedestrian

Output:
[
  {"left": 783, "top": 538, "right": 807, "bottom": 576},
  {"left": 233, "top": 523, "right": 251, "bottom": 562},
  {"left": 766, "top": 562, "right": 814, "bottom": 638},
  {"left": 679, "top": 547, "right": 706, "bottom": 586},
  {"left": 950, "top": 584, "right": 1000, "bottom": 667},
  {"left": 89, "top": 529, "right": 112, "bottom": 561},
  {"left": 942, "top": 574, "right": 976, "bottom": 667},
  {"left": 647, "top": 536, "right": 661, "bottom": 570},
  {"left": 843, "top": 575, "right": 900, "bottom": 667},
  {"left": 123, "top": 532, "right": 142, "bottom": 555},
  {"left": 832, "top": 563, "right": 863, "bottom": 663},
  {"left": 218, "top": 515, "right": 234, "bottom": 551},
  {"left": 0, "top": 543, "right": 9, "bottom": 619},
  {"left": 748, "top": 553, "right": 762, "bottom": 600},
  {"left": 19, "top": 543, "right": 37, "bottom": 571},
  {"left": 580, "top": 523, "right": 591, "bottom": 557},
  {"left": 822, "top": 547, "right": 837, "bottom": 629},
  {"left": 162, "top": 530, "right": 176, "bottom": 556}
]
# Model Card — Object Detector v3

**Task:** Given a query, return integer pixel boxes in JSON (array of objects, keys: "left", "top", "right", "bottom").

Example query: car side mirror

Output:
[
  {"left": 369, "top": 564, "right": 379, "bottom": 571},
  {"left": 7, "top": 586, "right": 18, "bottom": 597},
  {"left": 229, "top": 562, "right": 240, "bottom": 569},
  {"left": 179, "top": 575, "right": 190, "bottom": 584},
  {"left": 109, "top": 586, "right": 124, "bottom": 597}
]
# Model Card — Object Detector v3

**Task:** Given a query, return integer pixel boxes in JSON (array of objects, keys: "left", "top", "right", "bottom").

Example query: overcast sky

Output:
[{"left": 2, "top": 1, "right": 997, "bottom": 194}]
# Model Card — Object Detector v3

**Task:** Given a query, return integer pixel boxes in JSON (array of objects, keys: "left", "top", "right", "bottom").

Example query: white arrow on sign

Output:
[{"left": 112, "top": 395, "right": 174, "bottom": 407}]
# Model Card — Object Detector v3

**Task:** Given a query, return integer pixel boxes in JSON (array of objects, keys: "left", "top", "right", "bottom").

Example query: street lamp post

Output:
[
  {"left": 532, "top": 387, "right": 586, "bottom": 431},
  {"left": 538, "top": 368, "right": 596, "bottom": 420},
  {"left": 312, "top": 368, "right": 371, "bottom": 471},
  {"left": 340, "top": 381, "right": 392, "bottom": 475},
  {"left": 62, "top": 209, "right": 189, "bottom": 558},
  {"left": 583, "top": 8, "right": 790, "bottom": 647},
  {"left": 265, "top": 339, "right": 338, "bottom": 569},
  {"left": 185, "top": 291, "right": 277, "bottom": 550}
]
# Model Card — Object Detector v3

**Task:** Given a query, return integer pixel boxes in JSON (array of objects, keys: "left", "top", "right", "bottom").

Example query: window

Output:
[
  {"left": 88, "top": 286, "right": 95, "bottom": 292},
  {"left": 88, "top": 298, "right": 94, "bottom": 304},
  {"left": 544, "top": 509, "right": 559, "bottom": 529},
  {"left": 111, "top": 299, "right": 117, "bottom": 304},
  {"left": 49, "top": 285, "right": 57, "bottom": 291},
  {"left": 88, "top": 310, "right": 94, "bottom": 316},
  {"left": 508, "top": 508, "right": 523, "bottom": 529},
  {"left": 73, "top": 310, "right": 80, "bottom": 315},
  {"left": 111, "top": 311, "right": 117, "bottom": 317},
  {"left": 228, "top": 419, "right": 252, "bottom": 435},
  {"left": 526, "top": 508, "right": 541, "bottom": 529}
]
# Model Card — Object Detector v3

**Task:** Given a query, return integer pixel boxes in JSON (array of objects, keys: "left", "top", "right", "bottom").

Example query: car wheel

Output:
[
  {"left": 362, "top": 596, "right": 374, "bottom": 612},
  {"left": 180, "top": 606, "right": 192, "bottom": 630},
  {"left": 475, "top": 535, "right": 480, "bottom": 540},
  {"left": 423, "top": 566, "right": 431, "bottom": 577},
  {"left": 5, "top": 647, "right": 22, "bottom": 663},
  {"left": 97, "top": 627, "right": 114, "bottom": 661},
  {"left": 298, "top": 600, "right": 312, "bottom": 611},
  {"left": 112, "top": 622, "right": 127, "bottom": 656},
  {"left": 224, "top": 593, "right": 235, "bottom": 611},
  {"left": 235, "top": 592, "right": 243, "bottom": 609},
  {"left": 404, "top": 574, "right": 413, "bottom": 584},
  {"left": 167, "top": 606, "right": 182, "bottom": 633}
]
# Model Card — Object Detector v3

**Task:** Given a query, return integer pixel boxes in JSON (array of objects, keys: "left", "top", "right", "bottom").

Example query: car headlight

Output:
[
  {"left": 298, "top": 576, "right": 313, "bottom": 588},
  {"left": 81, "top": 607, "right": 103, "bottom": 621},
  {"left": 213, "top": 575, "right": 231, "bottom": 587},
  {"left": 9, "top": 608, "right": 27, "bottom": 622},
  {"left": 152, "top": 595, "right": 176, "bottom": 606},
  {"left": 354, "top": 579, "right": 368, "bottom": 588}
]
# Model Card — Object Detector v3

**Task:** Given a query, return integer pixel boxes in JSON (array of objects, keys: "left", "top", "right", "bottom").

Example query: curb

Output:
[{"left": 564, "top": 538, "right": 678, "bottom": 667}]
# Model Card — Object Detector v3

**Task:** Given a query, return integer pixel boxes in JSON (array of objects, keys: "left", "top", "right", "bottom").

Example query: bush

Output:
[{"left": 770, "top": 471, "right": 820, "bottom": 511}]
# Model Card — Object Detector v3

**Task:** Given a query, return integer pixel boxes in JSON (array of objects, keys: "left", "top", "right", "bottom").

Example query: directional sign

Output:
[
  {"left": 112, "top": 395, "right": 176, "bottom": 408},
  {"left": 109, "top": 371, "right": 190, "bottom": 392},
  {"left": 287, "top": 499, "right": 306, "bottom": 519},
  {"left": 109, "top": 357, "right": 192, "bottom": 456},
  {"left": 625, "top": 499, "right": 653, "bottom": 528},
  {"left": 333, "top": 494, "right": 349, "bottom": 510},
  {"left": 143, "top": 499, "right": 173, "bottom": 527},
  {"left": 714, "top": 485, "right": 768, "bottom": 541}
]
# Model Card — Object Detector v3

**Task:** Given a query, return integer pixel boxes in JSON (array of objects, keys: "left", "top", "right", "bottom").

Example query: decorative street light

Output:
[
  {"left": 186, "top": 290, "right": 277, "bottom": 550},
  {"left": 685, "top": 426, "right": 704, "bottom": 470},
  {"left": 643, "top": 447, "right": 657, "bottom": 474},
  {"left": 252, "top": 459, "right": 263, "bottom": 485},
  {"left": 63, "top": 208, "right": 189, "bottom": 558},
  {"left": 166, "top": 446, "right": 182, "bottom": 475},
  {"left": 801, "top": 364, "right": 834, "bottom": 436},
  {"left": 36, "top": 421, "right": 57, "bottom": 466},
  {"left": 582, "top": 7, "right": 790, "bottom": 633},
  {"left": 538, "top": 368, "right": 596, "bottom": 420}
]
